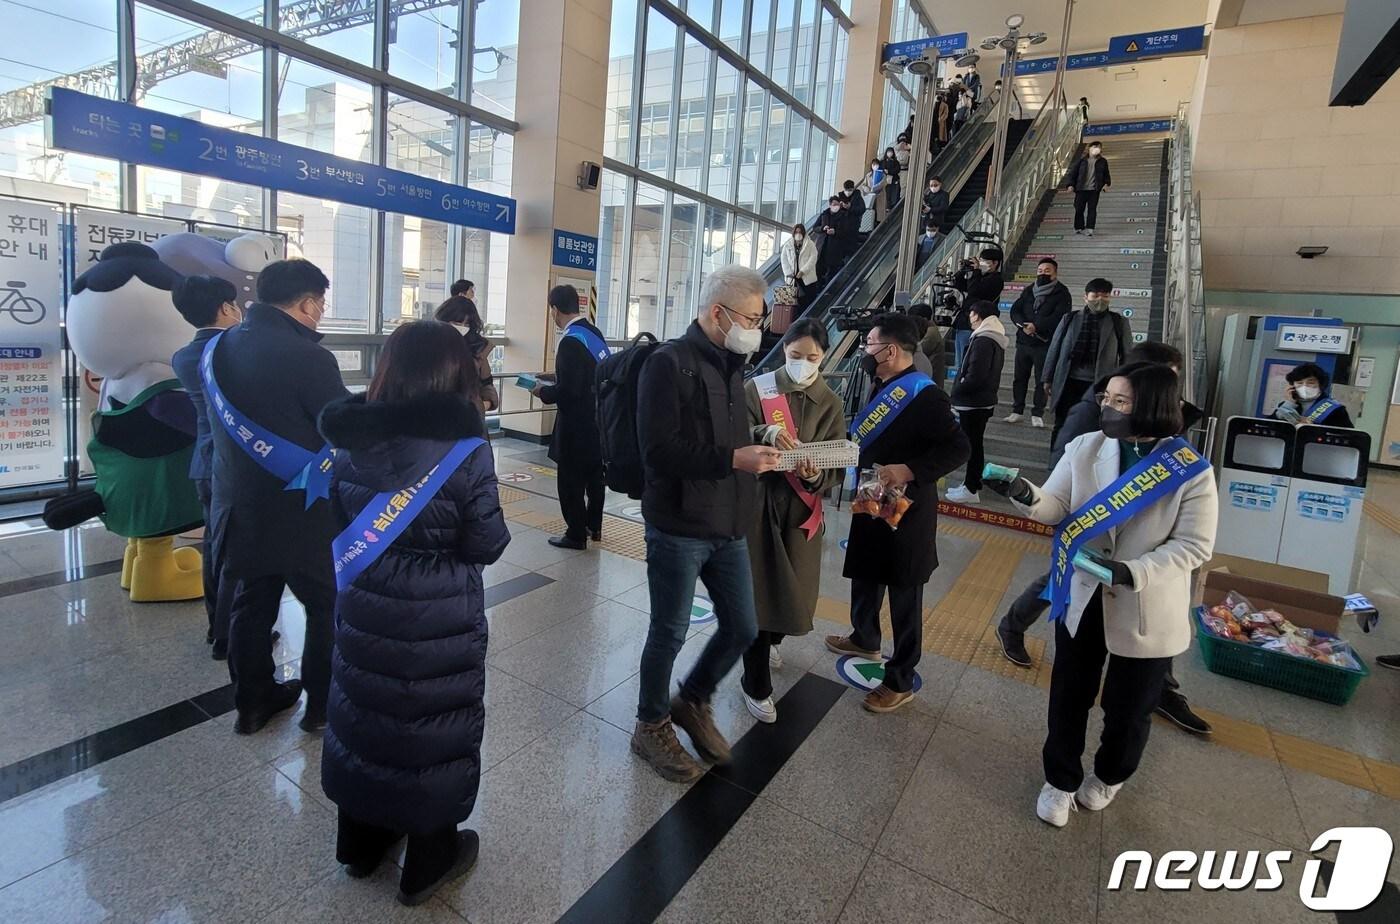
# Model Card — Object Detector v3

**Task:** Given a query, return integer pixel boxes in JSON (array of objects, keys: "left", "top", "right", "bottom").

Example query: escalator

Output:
[
  {"left": 761, "top": 115, "right": 1036, "bottom": 419},
  {"left": 751, "top": 106, "right": 1005, "bottom": 401}
]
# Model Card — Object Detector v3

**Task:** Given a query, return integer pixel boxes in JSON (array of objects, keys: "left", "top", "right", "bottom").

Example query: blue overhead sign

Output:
[
  {"left": 552, "top": 229, "right": 598, "bottom": 271},
  {"left": 882, "top": 32, "right": 970, "bottom": 63},
  {"left": 1108, "top": 25, "right": 1206, "bottom": 62},
  {"left": 1013, "top": 51, "right": 1111, "bottom": 76},
  {"left": 46, "top": 88, "right": 516, "bottom": 235},
  {"left": 1085, "top": 119, "right": 1175, "bottom": 136}
]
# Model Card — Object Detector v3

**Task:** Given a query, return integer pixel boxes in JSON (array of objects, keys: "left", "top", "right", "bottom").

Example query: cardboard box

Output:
[
  {"left": 1193, "top": 553, "right": 1330, "bottom": 605},
  {"left": 1199, "top": 569, "right": 1345, "bottom": 635},
  {"left": 1203, "top": 553, "right": 1331, "bottom": 593}
]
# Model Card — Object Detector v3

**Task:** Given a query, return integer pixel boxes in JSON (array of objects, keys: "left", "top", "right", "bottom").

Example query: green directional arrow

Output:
[{"left": 854, "top": 661, "right": 886, "bottom": 682}]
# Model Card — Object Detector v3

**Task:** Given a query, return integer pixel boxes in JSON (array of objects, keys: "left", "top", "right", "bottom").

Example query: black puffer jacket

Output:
[{"left": 318, "top": 392, "right": 509, "bottom": 835}]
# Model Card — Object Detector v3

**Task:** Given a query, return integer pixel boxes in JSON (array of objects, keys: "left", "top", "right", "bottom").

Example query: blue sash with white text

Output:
[
  {"left": 200, "top": 332, "right": 336, "bottom": 509},
  {"left": 850, "top": 370, "right": 934, "bottom": 448},
  {"left": 1304, "top": 397, "right": 1342, "bottom": 424},
  {"left": 331, "top": 437, "right": 485, "bottom": 590},
  {"left": 1045, "top": 437, "right": 1211, "bottom": 622},
  {"left": 563, "top": 325, "right": 611, "bottom": 362}
]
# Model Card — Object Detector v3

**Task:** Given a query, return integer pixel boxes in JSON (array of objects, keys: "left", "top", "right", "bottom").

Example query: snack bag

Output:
[
  {"left": 851, "top": 467, "right": 912, "bottom": 530},
  {"left": 1222, "top": 591, "right": 1255, "bottom": 620},
  {"left": 851, "top": 469, "right": 885, "bottom": 519}
]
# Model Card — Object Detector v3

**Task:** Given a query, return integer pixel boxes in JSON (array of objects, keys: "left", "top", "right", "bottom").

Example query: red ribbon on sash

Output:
[{"left": 758, "top": 381, "right": 824, "bottom": 541}]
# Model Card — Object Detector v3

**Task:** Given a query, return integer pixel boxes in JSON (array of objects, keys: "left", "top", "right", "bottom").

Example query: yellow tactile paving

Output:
[
  {"left": 1191, "top": 708, "right": 1278, "bottom": 762},
  {"left": 1364, "top": 759, "right": 1400, "bottom": 800},
  {"left": 518, "top": 512, "right": 649, "bottom": 561},
  {"left": 498, "top": 485, "right": 529, "bottom": 506},
  {"left": 1363, "top": 498, "right": 1400, "bottom": 536},
  {"left": 1272, "top": 733, "right": 1377, "bottom": 791}
]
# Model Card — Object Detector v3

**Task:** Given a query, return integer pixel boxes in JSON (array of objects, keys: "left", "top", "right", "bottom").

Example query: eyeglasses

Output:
[
  {"left": 718, "top": 303, "right": 764, "bottom": 330},
  {"left": 1096, "top": 392, "right": 1134, "bottom": 412}
]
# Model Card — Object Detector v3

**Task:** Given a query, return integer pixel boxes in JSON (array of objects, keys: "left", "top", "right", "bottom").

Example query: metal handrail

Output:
[
  {"left": 751, "top": 96, "right": 1004, "bottom": 375},
  {"left": 1163, "top": 99, "right": 1207, "bottom": 409},
  {"left": 974, "top": 97, "right": 1083, "bottom": 261}
]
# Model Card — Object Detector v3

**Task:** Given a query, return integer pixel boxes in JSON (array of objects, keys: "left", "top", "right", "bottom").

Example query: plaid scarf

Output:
[{"left": 1069, "top": 309, "right": 1102, "bottom": 366}]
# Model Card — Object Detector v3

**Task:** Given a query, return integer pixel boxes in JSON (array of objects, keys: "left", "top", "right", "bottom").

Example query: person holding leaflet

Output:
[
  {"left": 984, "top": 364, "right": 1217, "bottom": 827},
  {"left": 738, "top": 320, "right": 845, "bottom": 723}
]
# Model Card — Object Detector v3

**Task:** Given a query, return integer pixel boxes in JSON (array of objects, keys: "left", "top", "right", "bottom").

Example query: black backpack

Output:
[{"left": 595, "top": 332, "right": 662, "bottom": 499}]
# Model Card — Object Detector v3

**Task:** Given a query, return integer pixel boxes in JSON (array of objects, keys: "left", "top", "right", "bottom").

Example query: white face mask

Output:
[
  {"left": 720, "top": 308, "right": 762, "bottom": 355},
  {"left": 1295, "top": 384, "right": 1321, "bottom": 401},
  {"left": 793, "top": 234, "right": 804, "bottom": 244},
  {"left": 785, "top": 358, "right": 820, "bottom": 385},
  {"left": 979, "top": 261, "right": 993, "bottom": 272}
]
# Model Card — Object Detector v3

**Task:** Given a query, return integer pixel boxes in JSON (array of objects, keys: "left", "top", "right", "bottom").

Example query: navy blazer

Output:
[
  {"left": 171, "top": 327, "right": 221, "bottom": 481},
  {"left": 207, "top": 303, "right": 348, "bottom": 579}
]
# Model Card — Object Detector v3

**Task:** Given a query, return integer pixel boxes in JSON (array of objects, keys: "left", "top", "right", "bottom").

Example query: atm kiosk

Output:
[
  {"left": 1276, "top": 425, "right": 1371, "bottom": 595},
  {"left": 1214, "top": 417, "right": 1295, "bottom": 564}
]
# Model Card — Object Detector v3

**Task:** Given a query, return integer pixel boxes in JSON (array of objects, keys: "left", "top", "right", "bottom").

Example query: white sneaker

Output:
[
  {"left": 1075, "top": 773, "right": 1122, "bottom": 811},
  {"left": 1003, "top": 413, "right": 1024, "bottom": 424},
  {"left": 1037, "top": 783, "right": 1078, "bottom": 827},
  {"left": 768, "top": 646, "right": 783, "bottom": 670},
  {"left": 945, "top": 485, "right": 981, "bottom": 504},
  {"left": 1031, "top": 416, "right": 1045, "bottom": 429},
  {"left": 743, "top": 692, "right": 777, "bottom": 724},
  {"left": 1086, "top": 228, "right": 1094, "bottom": 237},
  {"left": 1074, "top": 229, "right": 1084, "bottom": 236}
]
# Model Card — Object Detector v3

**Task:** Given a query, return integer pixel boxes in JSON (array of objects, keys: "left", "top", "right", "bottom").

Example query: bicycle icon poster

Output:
[{"left": 0, "top": 198, "right": 64, "bottom": 489}]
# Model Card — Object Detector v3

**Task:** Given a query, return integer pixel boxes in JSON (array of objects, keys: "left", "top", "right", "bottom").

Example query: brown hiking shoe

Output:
[
  {"left": 825, "top": 634, "right": 880, "bottom": 659},
  {"left": 670, "top": 695, "right": 732, "bottom": 765},
  {"left": 862, "top": 684, "right": 915, "bottom": 714},
  {"left": 631, "top": 718, "right": 705, "bottom": 783}
]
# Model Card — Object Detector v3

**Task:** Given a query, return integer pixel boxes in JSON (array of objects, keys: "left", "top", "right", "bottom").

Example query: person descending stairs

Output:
[{"left": 951, "top": 136, "right": 1170, "bottom": 496}]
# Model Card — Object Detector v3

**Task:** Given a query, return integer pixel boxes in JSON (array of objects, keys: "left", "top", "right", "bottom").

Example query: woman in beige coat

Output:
[
  {"left": 739, "top": 319, "right": 846, "bottom": 724},
  {"left": 986, "top": 364, "right": 1217, "bottom": 827}
]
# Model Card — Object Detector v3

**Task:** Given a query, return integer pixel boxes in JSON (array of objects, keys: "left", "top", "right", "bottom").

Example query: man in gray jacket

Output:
[{"left": 1042, "top": 278, "right": 1131, "bottom": 447}]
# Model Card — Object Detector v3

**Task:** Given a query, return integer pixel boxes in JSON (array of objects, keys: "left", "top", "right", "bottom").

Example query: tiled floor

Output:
[{"left": 0, "top": 439, "right": 1396, "bottom": 923}]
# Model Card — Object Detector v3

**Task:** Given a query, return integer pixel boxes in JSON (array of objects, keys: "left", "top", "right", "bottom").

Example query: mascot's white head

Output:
[
  {"left": 153, "top": 232, "right": 278, "bottom": 308},
  {"left": 68, "top": 242, "right": 188, "bottom": 404}
]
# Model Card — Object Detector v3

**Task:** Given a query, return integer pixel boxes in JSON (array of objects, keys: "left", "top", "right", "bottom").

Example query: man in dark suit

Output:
[
  {"left": 170, "top": 275, "right": 244, "bottom": 659},
  {"left": 826, "top": 314, "right": 970, "bottom": 714},
  {"left": 207, "top": 259, "right": 348, "bottom": 734},
  {"left": 533, "top": 284, "right": 608, "bottom": 550}
]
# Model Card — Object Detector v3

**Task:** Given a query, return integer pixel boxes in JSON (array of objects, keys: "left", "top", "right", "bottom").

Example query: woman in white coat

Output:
[
  {"left": 780, "top": 223, "right": 819, "bottom": 308},
  {"left": 985, "top": 364, "right": 1217, "bottom": 827}
]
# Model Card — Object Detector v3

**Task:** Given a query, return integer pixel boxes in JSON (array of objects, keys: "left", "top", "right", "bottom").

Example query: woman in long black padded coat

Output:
[{"left": 317, "top": 320, "right": 510, "bottom": 907}]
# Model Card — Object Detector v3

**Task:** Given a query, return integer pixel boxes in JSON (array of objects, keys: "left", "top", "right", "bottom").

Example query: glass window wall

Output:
[
  {"left": 597, "top": 1, "right": 849, "bottom": 338},
  {"left": 2, "top": 1, "right": 518, "bottom": 336}
]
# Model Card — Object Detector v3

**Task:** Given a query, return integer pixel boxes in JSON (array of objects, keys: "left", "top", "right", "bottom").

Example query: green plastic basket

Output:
[{"left": 1193, "top": 607, "right": 1369, "bottom": 706}]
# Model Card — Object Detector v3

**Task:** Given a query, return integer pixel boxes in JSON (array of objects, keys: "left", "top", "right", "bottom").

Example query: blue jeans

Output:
[
  {"left": 637, "top": 526, "right": 759, "bottom": 724},
  {"left": 953, "top": 328, "right": 972, "bottom": 372}
]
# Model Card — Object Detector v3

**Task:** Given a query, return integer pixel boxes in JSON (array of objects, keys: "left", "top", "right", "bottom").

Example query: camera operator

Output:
[{"left": 952, "top": 249, "right": 1005, "bottom": 370}]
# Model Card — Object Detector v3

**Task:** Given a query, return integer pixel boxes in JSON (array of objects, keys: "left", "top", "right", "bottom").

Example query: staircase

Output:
[{"left": 978, "top": 137, "right": 1170, "bottom": 485}]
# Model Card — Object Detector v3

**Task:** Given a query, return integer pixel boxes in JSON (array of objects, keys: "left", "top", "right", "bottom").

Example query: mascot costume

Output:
[
  {"left": 43, "top": 242, "right": 204, "bottom": 602},
  {"left": 154, "top": 232, "right": 279, "bottom": 308}
]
